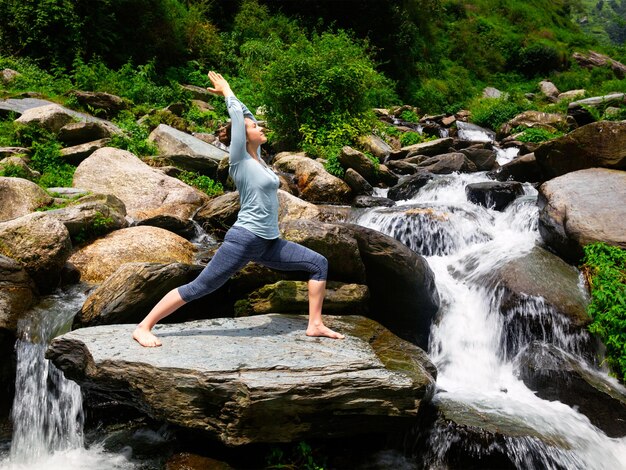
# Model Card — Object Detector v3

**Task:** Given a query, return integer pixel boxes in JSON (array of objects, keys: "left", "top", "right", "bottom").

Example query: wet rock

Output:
[
  {"left": 73, "top": 147, "right": 210, "bottom": 221},
  {"left": 60, "top": 138, "right": 111, "bottom": 165},
  {"left": 459, "top": 148, "right": 497, "bottom": 171},
  {"left": 0, "top": 255, "right": 37, "bottom": 331},
  {"left": 534, "top": 121, "right": 626, "bottom": 178},
  {"left": 465, "top": 181, "right": 524, "bottom": 211},
  {"left": 148, "top": 124, "right": 228, "bottom": 177},
  {"left": 390, "top": 137, "right": 454, "bottom": 160},
  {"left": 342, "top": 223, "right": 440, "bottom": 349},
  {"left": 273, "top": 154, "right": 352, "bottom": 203},
  {"left": 339, "top": 146, "right": 380, "bottom": 185},
  {"left": 417, "top": 153, "right": 477, "bottom": 174},
  {"left": 47, "top": 314, "right": 436, "bottom": 445},
  {"left": 280, "top": 220, "right": 367, "bottom": 284},
  {"left": 0, "top": 213, "right": 71, "bottom": 293},
  {"left": 388, "top": 172, "right": 434, "bottom": 201},
  {"left": 0, "top": 177, "right": 52, "bottom": 221},
  {"left": 68, "top": 226, "right": 196, "bottom": 284},
  {"left": 538, "top": 168, "right": 626, "bottom": 262},
  {"left": 567, "top": 93, "right": 625, "bottom": 126},
  {"left": 491, "top": 153, "right": 544, "bottom": 183},
  {"left": 377, "top": 164, "right": 399, "bottom": 187},
  {"left": 58, "top": 121, "right": 116, "bottom": 145},
  {"left": 353, "top": 195, "right": 395, "bottom": 208},
  {"left": 0, "top": 329, "right": 16, "bottom": 417},
  {"left": 234, "top": 280, "right": 369, "bottom": 317},
  {"left": 385, "top": 160, "right": 420, "bottom": 175},
  {"left": 456, "top": 121, "right": 495, "bottom": 142},
  {"left": 517, "top": 342, "right": 626, "bottom": 438},
  {"left": 343, "top": 168, "right": 373, "bottom": 196}
]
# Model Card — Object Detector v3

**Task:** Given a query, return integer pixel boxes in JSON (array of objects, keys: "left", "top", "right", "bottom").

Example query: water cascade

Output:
[{"left": 357, "top": 172, "right": 626, "bottom": 469}]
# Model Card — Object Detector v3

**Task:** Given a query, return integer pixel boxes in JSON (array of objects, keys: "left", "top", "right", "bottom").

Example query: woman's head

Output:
[{"left": 217, "top": 118, "right": 266, "bottom": 147}]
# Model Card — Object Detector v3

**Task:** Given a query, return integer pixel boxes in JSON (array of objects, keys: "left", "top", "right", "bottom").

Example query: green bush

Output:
[
  {"left": 261, "top": 30, "right": 396, "bottom": 149},
  {"left": 469, "top": 97, "right": 527, "bottom": 131},
  {"left": 400, "top": 131, "right": 425, "bottom": 147},
  {"left": 514, "top": 127, "right": 564, "bottom": 143},
  {"left": 0, "top": 163, "right": 31, "bottom": 179},
  {"left": 177, "top": 170, "right": 223, "bottom": 197},
  {"left": 582, "top": 242, "right": 626, "bottom": 382},
  {"left": 30, "top": 140, "right": 74, "bottom": 188},
  {"left": 110, "top": 112, "right": 158, "bottom": 157},
  {"left": 516, "top": 42, "right": 566, "bottom": 77}
]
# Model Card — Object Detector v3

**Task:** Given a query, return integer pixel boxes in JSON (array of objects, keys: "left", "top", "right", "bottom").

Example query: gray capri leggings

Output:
[{"left": 178, "top": 225, "right": 328, "bottom": 302}]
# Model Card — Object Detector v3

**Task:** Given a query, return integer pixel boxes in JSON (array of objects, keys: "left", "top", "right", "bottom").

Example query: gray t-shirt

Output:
[{"left": 226, "top": 96, "right": 280, "bottom": 239}]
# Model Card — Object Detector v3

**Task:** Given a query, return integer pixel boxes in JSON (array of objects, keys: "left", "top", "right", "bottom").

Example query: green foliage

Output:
[
  {"left": 261, "top": 30, "right": 397, "bottom": 148},
  {"left": 30, "top": 140, "right": 74, "bottom": 188},
  {"left": 514, "top": 127, "right": 565, "bottom": 143},
  {"left": 177, "top": 170, "right": 223, "bottom": 197},
  {"left": 400, "top": 131, "right": 427, "bottom": 147},
  {"left": 469, "top": 97, "right": 527, "bottom": 131},
  {"left": 266, "top": 440, "right": 326, "bottom": 470},
  {"left": 73, "top": 211, "right": 115, "bottom": 245},
  {"left": 110, "top": 112, "right": 158, "bottom": 157},
  {"left": 183, "top": 105, "right": 221, "bottom": 133},
  {"left": 399, "top": 110, "right": 420, "bottom": 123},
  {"left": 582, "top": 242, "right": 626, "bottom": 382},
  {"left": 515, "top": 42, "right": 567, "bottom": 77},
  {"left": 0, "top": 163, "right": 30, "bottom": 179}
]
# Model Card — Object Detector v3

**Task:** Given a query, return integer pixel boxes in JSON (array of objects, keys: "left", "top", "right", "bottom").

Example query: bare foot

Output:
[
  {"left": 132, "top": 326, "right": 162, "bottom": 347},
  {"left": 306, "top": 323, "right": 345, "bottom": 339}
]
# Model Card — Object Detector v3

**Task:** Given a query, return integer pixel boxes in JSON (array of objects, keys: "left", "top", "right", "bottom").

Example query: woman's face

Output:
[{"left": 245, "top": 118, "right": 267, "bottom": 146}]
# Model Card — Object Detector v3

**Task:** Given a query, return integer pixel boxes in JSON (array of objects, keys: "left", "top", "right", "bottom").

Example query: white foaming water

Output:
[
  {"left": 357, "top": 172, "right": 626, "bottom": 469},
  {"left": 1, "top": 286, "right": 135, "bottom": 470},
  {"left": 496, "top": 146, "right": 520, "bottom": 166},
  {"left": 457, "top": 129, "right": 493, "bottom": 142}
]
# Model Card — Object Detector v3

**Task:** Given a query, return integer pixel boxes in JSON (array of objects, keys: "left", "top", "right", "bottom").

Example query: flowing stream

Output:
[{"left": 357, "top": 171, "right": 626, "bottom": 469}]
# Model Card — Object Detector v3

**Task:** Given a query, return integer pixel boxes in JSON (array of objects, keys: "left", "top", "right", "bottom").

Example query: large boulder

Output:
[
  {"left": 68, "top": 226, "right": 196, "bottom": 283},
  {"left": 58, "top": 121, "right": 116, "bottom": 145},
  {"left": 234, "top": 280, "right": 369, "bottom": 317},
  {"left": 538, "top": 168, "right": 626, "bottom": 262},
  {"left": 390, "top": 137, "right": 454, "bottom": 160},
  {"left": 517, "top": 342, "right": 626, "bottom": 438},
  {"left": 357, "top": 135, "right": 392, "bottom": 161},
  {"left": 194, "top": 190, "right": 320, "bottom": 238},
  {"left": 338, "top": 146, "right": 380, "bottom": 185},
  {"left": 148, "top": 124, "right": 229, "bottom": 177},
  {"left": 495, "top": 246, "right": 590, "bottom": 328},
  {"left": 272, "top": 154, "right": 352, "bottom": 203},
  {"left": 60, "top": 138, "right": 111, "bottom": 165},
  {"left": 0, "top": 255, "right": 37, "bottom": 332},
  {"left": 534, "top": 121, "right": 626, "bottom": 178},
  {"left": 68, "top": 91, "right": 128, "bottom": 117},
  {"left": 0, "top": 213, "right": 72, "bottom": 293},
  {"left": 47, "top": 314, "right": 436, "bottom": 445},
  {"left": 343, "top": 168, "right": 373, "bottom": 196},
  {"left": 73, "top": 147, "right": 210, "bottom": 221},
  {"left": 416, "top": 153, "right": 477, "bottom": 174},
  {"left": 14, "top": 104, "right": 74, "bottom": 133},
  {"left": 572, "top": 51, "right": 626, "bottom": 79},
  {"left": 491, "top": 153, "right": 544, "bottom": 183},
  {"left": 388, "top": 172, "right": 434, "bottom": 201},
  {"left": 465, "top": 181, "right": 524, "bottom": 211},
  {"left": 0, "top": 177, "right": 52, "bottom": 221},
  {"left": 459, "top": 147, "right": 497, "bottom": 171},
  {"left": 498, "top": 111, "right": 568, "bottom": 139},
  {"left": 280, "top": 220, "right": 367, "bottom": 284},
  {"left": 342, "top": 223, "right": 440, "bottom": 349},
  {"left": 44, "top": 194, "right": 128, "bottom": 244},
  {"left": 567, "top": 93, "right": 625, "bottom": 126}
]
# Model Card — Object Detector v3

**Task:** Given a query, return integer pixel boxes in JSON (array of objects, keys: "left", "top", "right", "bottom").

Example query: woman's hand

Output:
[{"left": 207, "top": 71, "right": 233, "bottom": 97}]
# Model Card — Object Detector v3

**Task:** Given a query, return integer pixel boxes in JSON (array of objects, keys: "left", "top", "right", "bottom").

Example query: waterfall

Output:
[
  {"left": 357, "top": 172, "right": 626, "bottom": 469},
  {"left": 0, "top": 286, "right": 134, "bottom": 470}
]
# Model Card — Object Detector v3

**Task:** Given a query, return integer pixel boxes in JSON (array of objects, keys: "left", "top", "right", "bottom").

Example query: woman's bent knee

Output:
[{"left": 310, "top": 254, "right": 328, "bottom": 281}]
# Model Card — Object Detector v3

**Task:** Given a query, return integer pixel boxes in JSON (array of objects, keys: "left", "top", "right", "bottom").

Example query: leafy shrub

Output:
[
  {"left": 582, "top": 243, "right": 626, "bottom": 382},
  {"left": 177, "top": 171, "right": 223, "bottom": 197},
  {"left": 261, "top": 30, "right": 396, "bottom": 149},
  {"left": 73, "top": 211, "right": 115, "bottom": 245},
  {"left": 469, "top": 97, "right": 526, "bottom": 131},
  {"left": 400, "top": 131, "right": 423, "bottom": 147},
  {"left": 0, "top": 163, "right": 31, "bottom": 179},
  {"left": 30, "top": 141, "right": 74, "bottom": 188},
  {"left": 516, "top": 42, "right": 566, "bottom": 77},
  {"left": 399, "top": 110, "right": 420, "bottom": 123},
  {"left": 110, "top": 112, "right": 158, "bottom": 157},
  {"left": 514, "top": 127, "right": 564, "bottom": 143}
]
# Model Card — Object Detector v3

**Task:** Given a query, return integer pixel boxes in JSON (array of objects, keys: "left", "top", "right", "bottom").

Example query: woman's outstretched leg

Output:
[
  {"left": 305, "top": 279, "right": 345, "bottom": 339},
  {"left": 133, "top": 289, "right": 186, "bottom": 347}
]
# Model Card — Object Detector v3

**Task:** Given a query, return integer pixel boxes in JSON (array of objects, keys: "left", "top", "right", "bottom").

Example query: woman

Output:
[{"left": 132, "top": 71, "right": 344, "bottom": 347}]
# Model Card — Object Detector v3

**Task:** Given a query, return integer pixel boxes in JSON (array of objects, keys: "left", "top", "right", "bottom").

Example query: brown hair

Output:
[{"left": 218, "top": 122, "right": 232, "bottom": 146}]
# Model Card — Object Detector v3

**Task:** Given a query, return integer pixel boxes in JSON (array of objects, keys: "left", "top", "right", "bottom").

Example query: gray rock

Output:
[
  {"left": 491, "top": 153, "right": 544, "bottom": 183},
  {"left": 385, "top": 160, "right": 420, "bottom": 175},
  {"left": 538, "top": 168, "right": 626, "bottom": 262},
  {"left": 1, "top": 69, "right": 21, "bottom": 84},
  {"left": 0, "top": 156, "right": 40, "bottom": 180},
  {"left": 465, "top": 181, "right": 524, "bottom": 211},
  {"left": 517, "top": 342, "right": 626, "bottom": 438},
  {"left": 417, "top": 152, "right": 477, "bottom": 174},
  {"left": 534, "top": 121, "right": 626, "bottom": 178},
  {"left": 557, "top": 89, "right": 585, "bottom": 101},
  {"left": 148, "top": 124, "right": 228, "bottom": 177},
  {"left": 343, "top": 168, "right": 373, "bottom": 196},
  {"left": 0, "top": 213, "right": 71, "bottom": 293},
  {"left": 0, "top": 176, "right": 52, "bottom": 222},
  {"left": 498, "top": 111, "right": 567, "bottom": 139},
  {"left": 356, "top": 135, "right": 392, "bottom": 161},
  {"left": 58, "top": 121, "right": 116, "bottom": 145},
  {"left": 234, "top": 280, "right": 369, "bottom": 316},
  {"left": 390, "top": 137, "right": 454, "bottom": 160},
  {"left": 15, "top": 104, "right": 74, "bottom": 134},
  {"left": 69, "top": 91, "right": 128, "bottom": 117},
  {"left": 353, "top": 195, "right": 395, "bottom": 208},
  {"left": 539, "top": 80, "right": 560, "bottom": 99},
  {"left": 73, "top": 147, "right": 210, "bottom": 221},
  {"left": 180, "top": 84, "right": 213, "bottom": 101},
  {"left": 567, "top": 93, "right": 625, "bottom": 126},
  {"left": 46, "top": 314, "right": 436, "bottom": 445},
  {"left": 482, "top": 87, "right": 502, "bottom": 98},
  {"left": 459, "top": 147, "right": 497, "bottom": 171},
  {"left": 60, "top": 138, "right": 111, "bottom": 165},
  {"left": 339, "top": 146, "right": 380, "bottom": 185},
  {"left": 572, "top": 51, "right": 626, "bottom": 79},
  {"left": 388, "top": 172, "right": 434, "bottom": 201}
]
